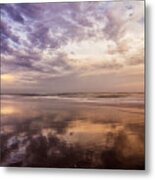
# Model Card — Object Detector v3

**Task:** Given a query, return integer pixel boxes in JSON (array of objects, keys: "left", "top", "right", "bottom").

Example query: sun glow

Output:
[
  {"left": 1, "top": 74, "right": 15, "bottom": 82},
  {"left": 1, "top": 106, "right": 17, "bottom": 115}
]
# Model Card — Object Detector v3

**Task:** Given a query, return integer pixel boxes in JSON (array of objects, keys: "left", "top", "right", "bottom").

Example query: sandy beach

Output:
[{"left": 0, "top": 93, "right": 144, "bottom": 169}]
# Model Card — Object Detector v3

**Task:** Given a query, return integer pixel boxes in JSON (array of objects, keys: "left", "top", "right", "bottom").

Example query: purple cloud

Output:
[
  {"left": 1, "top": 1, "right": 144, "bottom": 93},
  {"left": 1, "top": 4, "right": 24, "bottom": 24}
]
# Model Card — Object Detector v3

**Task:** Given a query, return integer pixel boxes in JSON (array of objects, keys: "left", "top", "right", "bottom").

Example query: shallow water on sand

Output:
[{"left": 0, "top": 94, "right": 144, "bottom": 169}]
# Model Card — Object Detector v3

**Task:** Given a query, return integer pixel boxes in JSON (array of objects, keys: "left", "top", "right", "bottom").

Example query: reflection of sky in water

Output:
[
  {"left": 1, "top": 96, "right": 144, "bottom": 169},
  {"left": 1, "top": 106, "right": 18, "bottom": 115}
]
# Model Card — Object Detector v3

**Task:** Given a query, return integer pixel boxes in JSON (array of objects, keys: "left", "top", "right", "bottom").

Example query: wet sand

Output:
[{"left": 0, "top": 94, "right": 144, "bottom": 169}]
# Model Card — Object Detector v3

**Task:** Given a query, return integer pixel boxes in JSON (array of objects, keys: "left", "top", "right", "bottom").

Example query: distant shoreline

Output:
[{"left": 0, "top": 92, "right": 144, "bottom": 97}]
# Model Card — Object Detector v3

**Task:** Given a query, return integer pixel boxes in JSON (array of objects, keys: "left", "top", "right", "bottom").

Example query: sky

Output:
[{"left": 1, "top": 1, "right": 144, "bottom": 94}]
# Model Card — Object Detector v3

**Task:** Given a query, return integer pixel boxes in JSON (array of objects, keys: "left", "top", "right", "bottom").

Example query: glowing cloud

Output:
[{"left": 1, "top": 74, "right": 16, "bottom": 83}]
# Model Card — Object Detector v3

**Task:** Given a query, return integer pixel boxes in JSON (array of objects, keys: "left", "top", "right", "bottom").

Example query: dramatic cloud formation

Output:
[{"left": 0, "top": 1, "right": 144, "bottom": 93}]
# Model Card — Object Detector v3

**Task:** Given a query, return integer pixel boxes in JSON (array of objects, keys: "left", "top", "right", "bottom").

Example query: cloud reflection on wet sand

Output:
[{"left": 1, "top": 97, "right": 144, "bottom": 169}]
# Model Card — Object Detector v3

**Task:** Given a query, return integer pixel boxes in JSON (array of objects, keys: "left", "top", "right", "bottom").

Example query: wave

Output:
[{"left": 1, "top": 93, "right": 144, "bottom": 105}]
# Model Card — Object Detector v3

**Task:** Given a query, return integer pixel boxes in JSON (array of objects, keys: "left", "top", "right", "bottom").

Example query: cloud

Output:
[
  {"left": 1, "top": 4, "right": 24, "bottom": 24},
  {"left": 1, "top": 1, "right": 144, "bottom": 93},
  {"left": 0, "top": 20, "right": 19, "bottom": 54},
  {"left": 1, "top": 49, "right": 41, "bottom": 72}
]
